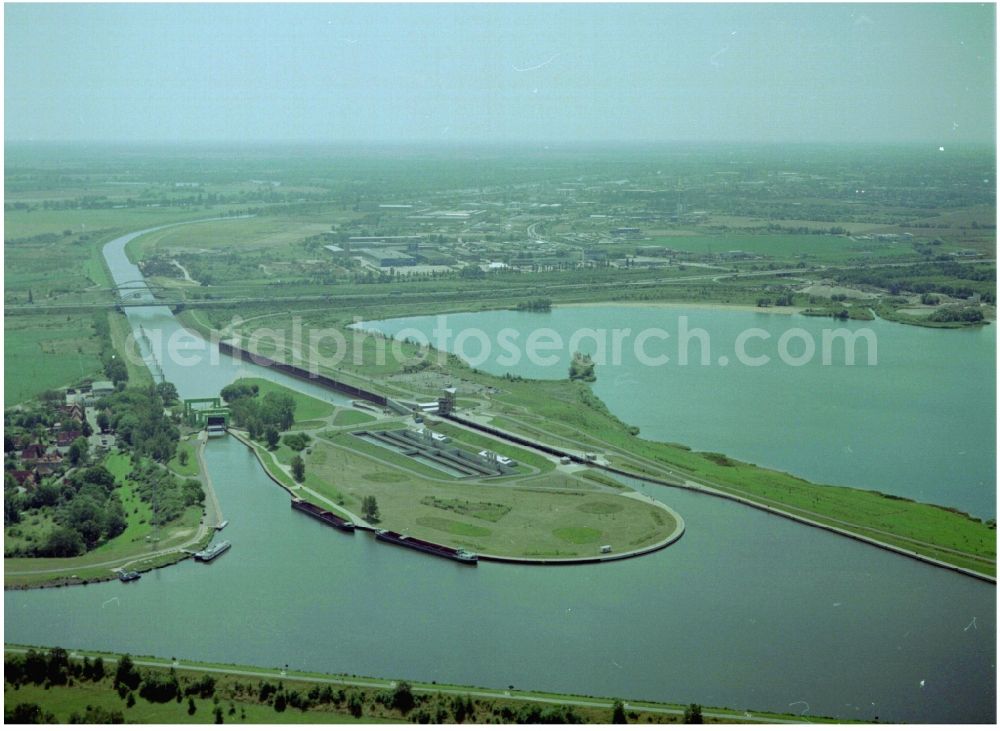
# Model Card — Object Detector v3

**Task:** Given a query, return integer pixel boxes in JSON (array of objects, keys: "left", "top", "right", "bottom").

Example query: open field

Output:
[
  {"left": 290, "top": 434, "right": 677, "bottom": 559},
  {"left": 645, "top": 233, "right": 919, "bottom": 264},
  {"left": 3, "top": 313, "right": 104, "bottom": 406},
  {"left": 125, "top": 213, "right": 342, "bottom": 261}
]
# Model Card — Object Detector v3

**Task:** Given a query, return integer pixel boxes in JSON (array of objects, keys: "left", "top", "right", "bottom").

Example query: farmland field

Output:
[{"left": 3, "top": 314, "right": 103, "bottom": 406}]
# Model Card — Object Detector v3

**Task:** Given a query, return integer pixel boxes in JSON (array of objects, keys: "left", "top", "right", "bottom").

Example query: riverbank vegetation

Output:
[{"left": 4, "top": 645, "right": 839, "bottom": 724}]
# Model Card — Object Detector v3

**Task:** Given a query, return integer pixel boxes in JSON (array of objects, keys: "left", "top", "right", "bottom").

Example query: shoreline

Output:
[{"left": 556, "top": 300, "right": 803, "bottom": 315}]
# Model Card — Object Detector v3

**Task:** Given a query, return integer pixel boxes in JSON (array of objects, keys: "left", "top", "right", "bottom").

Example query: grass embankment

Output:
[
  {"left": 4, "top": 645, "right": 846, "bottom": 724},
  {"left": 237, "top": 316, "right": 996, "bottom": 576},
  {"left": 4, "top": 452, "right": 207, "bottom": 589},
  {"left": 107, "top": 311, "right": 155, "bottom": 387},
  {"left": 483, "top": 377, "right": 997, "bottom": 576}
]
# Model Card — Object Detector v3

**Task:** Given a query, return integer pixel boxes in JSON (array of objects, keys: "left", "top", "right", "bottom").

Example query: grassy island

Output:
[{"left": 229, "top": 380, "right": 681, "bottom": 561}]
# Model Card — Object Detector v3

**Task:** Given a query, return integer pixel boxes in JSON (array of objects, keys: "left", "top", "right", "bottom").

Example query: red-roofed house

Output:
[{"left": 20, "top": 444, "right": 45, "bottom": 463}]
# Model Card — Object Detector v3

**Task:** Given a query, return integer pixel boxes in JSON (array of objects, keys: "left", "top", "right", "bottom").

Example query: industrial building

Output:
[{"left": 357, "top": 248, "right": 418, "bottom": 267}]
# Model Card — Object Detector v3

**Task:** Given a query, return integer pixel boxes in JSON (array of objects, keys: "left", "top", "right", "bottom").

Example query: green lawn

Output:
[
  {"left": 332, "top": 408, "right": 377, "bottom": 426},
  {"left": 300, "top": 438, "right": 676, "bottom": 558},
  {"left": 168, "top": 438, "right": 200, "bottom": 477}
]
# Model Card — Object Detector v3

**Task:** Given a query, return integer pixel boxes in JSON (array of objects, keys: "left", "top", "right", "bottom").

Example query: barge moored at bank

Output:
[
  {"left": 194, "top": 541, "right": 231, "bottom": 562},
  {"left": 375, "top": 529, "right": 478, "bottom": 564},
  {"left": 291, "top": 498, "right": 355, "bottom": 532}
]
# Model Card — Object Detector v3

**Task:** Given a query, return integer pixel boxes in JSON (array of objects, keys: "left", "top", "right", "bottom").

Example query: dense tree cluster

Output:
[
  {"left": 281, "top": 432, "right": 310, "bottom": 452},
  {"left": 127, "top": 460, "right": 204, "bottom": 525},
  {"left": 568, "top": 352, "right": 596, "bottom": 382},
  {"left": 5, "top": 466, "right": 127, "bottom": 557},
  {"left": 515, "top": 297, "right": 552, "bottom": 311},
  {"left": 928, "top": 305, "right": 985, "bottom": 323},
  {"left": 98, "top": 387, "right": 180, "bottom": 462},
  {"left": 832, "top": 262, "right": 995, "bottom": 302},
  {"left": 220, "top": 383, "right": 295, "bottom": 439},
  {"left": 5, "top": 647, "right": 106, "bottom": 689}
]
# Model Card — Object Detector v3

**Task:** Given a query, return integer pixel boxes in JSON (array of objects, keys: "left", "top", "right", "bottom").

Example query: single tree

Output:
[
  {"left": 683, "top": 703, "right": 703, "bottom": 724},
  {"left": 290, "top": 455, "right": 305, "bottom": 483},
  {"left": 68, "top": 436, "right": 90, "bottom": 466},
  {"left": 188, "top": 698, "right": 197, "bottom": 716},
  {"left": 156, "top": 382, "right": 179, "bottom": 404},
  {"left": 178, "top": 449, "right": 189, "bottom": 467},
  {"left": 362, "top": 495, "right": 380, "bottom": 523},
  {"left": 265, "top": 427, "right": 280, "bottom": 450},
  {"left": 96, "top": 411, "right": 110, "bottom": 433},
  {"left": 612, "top": 700, "right": 627, "bottom": 724},
  {"left": 392, "top": 680, "right": 415, "bottom": 714}
]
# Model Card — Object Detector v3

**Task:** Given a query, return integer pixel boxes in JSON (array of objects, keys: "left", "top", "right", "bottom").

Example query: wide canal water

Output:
[{"left": 3, "top": 225, "right": 996, "bottom": 722}]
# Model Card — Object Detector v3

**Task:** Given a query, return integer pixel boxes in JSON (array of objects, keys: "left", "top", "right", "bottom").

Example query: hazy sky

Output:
[{"left": 5, "top": 2, "right": 996, "bottom": 144}]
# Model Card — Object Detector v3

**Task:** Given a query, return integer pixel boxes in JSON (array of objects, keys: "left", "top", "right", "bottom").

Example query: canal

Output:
[{"left": 3, "top": 223, "right": 995, "bottom": 722}]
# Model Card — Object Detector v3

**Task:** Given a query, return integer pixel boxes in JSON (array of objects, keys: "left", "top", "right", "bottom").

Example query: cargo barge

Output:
[
  {"left": 194, "top": 540, "right": 231, "bottom": 562},
  {"left": 291, "top": 498, "right": 355, "bottom": 532},
  {"left": 375, "top": 529, "right": 478, "bottom": 565}
]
